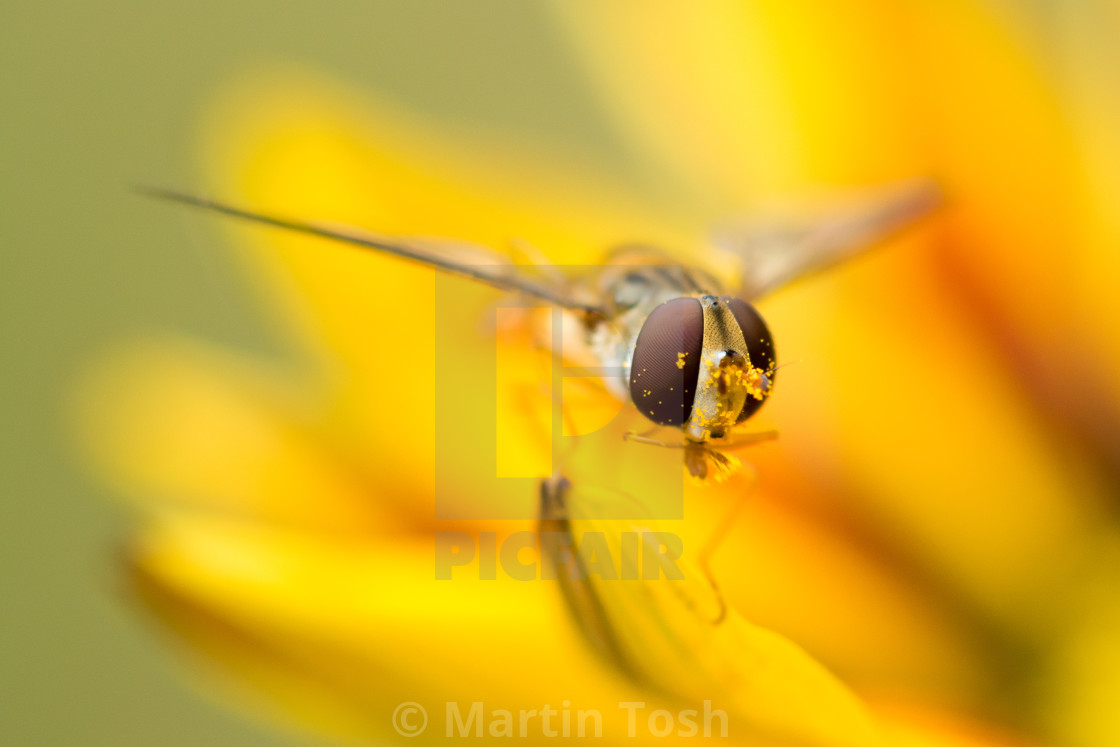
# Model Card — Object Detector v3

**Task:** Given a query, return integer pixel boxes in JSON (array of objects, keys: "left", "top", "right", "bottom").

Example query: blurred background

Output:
[{"left": 4, "top": 1, "right": 1120, "bottom": 745}]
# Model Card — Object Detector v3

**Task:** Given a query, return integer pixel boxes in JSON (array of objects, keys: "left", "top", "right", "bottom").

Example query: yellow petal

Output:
[
  {"left": 876, "top": 702, "right": 1039, "bottom": 747},
  {"left": 910, "top": 0, "right": 1120, "bottom": 447},
  {"left": 1037, "top": 535, "right": 1120, "bottom": 747},
  {"left": 129, "top": 513, "right": 775, "bottom": 743},
  {"left": 73, "top": 338, "right": 409, "bottom": 533},
  {"left": 689, "top": 478, "right": 994, "bottom": 704},
  {"left": 551, "top": 0, "right": 930, "bottom": 213},
  {"left": 541, "top": 474, "right": 881, "bottom": 747},
  {"left": 763, "top": 252, "right": 1111, "bottom": 637}
]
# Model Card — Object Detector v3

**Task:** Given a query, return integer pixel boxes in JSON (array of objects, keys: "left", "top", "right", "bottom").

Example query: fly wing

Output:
[
  {"left": 711, "top": 178, "right": 941, "bottom": 301},
  {"left": 137, "top": 187, "right": 604, "bottom": 315}
]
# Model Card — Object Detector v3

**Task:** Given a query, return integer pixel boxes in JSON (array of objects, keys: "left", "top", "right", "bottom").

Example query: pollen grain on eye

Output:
[{"left": 675, "top": 352, "right": 688, "bottom": 369}]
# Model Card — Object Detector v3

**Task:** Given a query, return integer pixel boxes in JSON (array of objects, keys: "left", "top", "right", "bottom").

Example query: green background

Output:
[{"left": 0, "top": 2, "right": 626, "bottom": 744}]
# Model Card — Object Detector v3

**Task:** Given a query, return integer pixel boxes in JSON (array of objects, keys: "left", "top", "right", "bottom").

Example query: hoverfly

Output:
[{"left": 140, "top": 179, "right": 937, "bottom": 480}]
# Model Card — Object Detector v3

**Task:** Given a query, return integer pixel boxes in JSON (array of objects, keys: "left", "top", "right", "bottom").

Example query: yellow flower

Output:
[{"left": 75, "top": 2, "right": 1120, "bottom": 746}]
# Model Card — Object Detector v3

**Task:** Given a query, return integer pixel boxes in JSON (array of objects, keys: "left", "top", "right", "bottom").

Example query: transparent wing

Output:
[
  {"left": 137, "top": 187, "right": 605, "bottom": 315},
  {"left": 711, "top": 178, "right": 942, "bottom": 300}
]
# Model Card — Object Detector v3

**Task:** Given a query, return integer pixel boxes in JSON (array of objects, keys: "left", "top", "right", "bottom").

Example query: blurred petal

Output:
[
  {"left": 693, "top": 481, "right": 994, "bottom": 704},
  {"left": 876, "top": 703, "right": 1038, "bottom": 747},
  {"left": 1038, "top": 534, "right": 1120, "bottom": 747},
  {"left": 129, "top": 514, "right": 744, "bottom": 743},
  {"left": 550, "top": 0, "right": 930, "bottom": 213},
  {"left": 75, "top": 339, "right": 410, "bottom": 533},
  {"left": 764, "top": 254, "right": 1112, "bottom": 636},
  {"left": 912, "top": 0, "right": 1120, "bottom": 462}
]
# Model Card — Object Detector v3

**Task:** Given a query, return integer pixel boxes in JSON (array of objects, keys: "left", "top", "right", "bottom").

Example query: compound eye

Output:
[
  {"left": 629, "top": 297, "right": 704, "bottom": 426},
  {"left": 723, "top": 298, "right": 777, "bottom": 423}
]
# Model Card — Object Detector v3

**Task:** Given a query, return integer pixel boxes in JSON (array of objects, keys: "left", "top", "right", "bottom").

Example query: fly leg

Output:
[
  {"left": 622, "top": 426, "right": 675, "bottom": 446},
  {"left": 623, "top": 429, "right": 776, "bottom": 484},
  {"left": 697, "top": 463, "right": 760, "bottom": 625}
]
